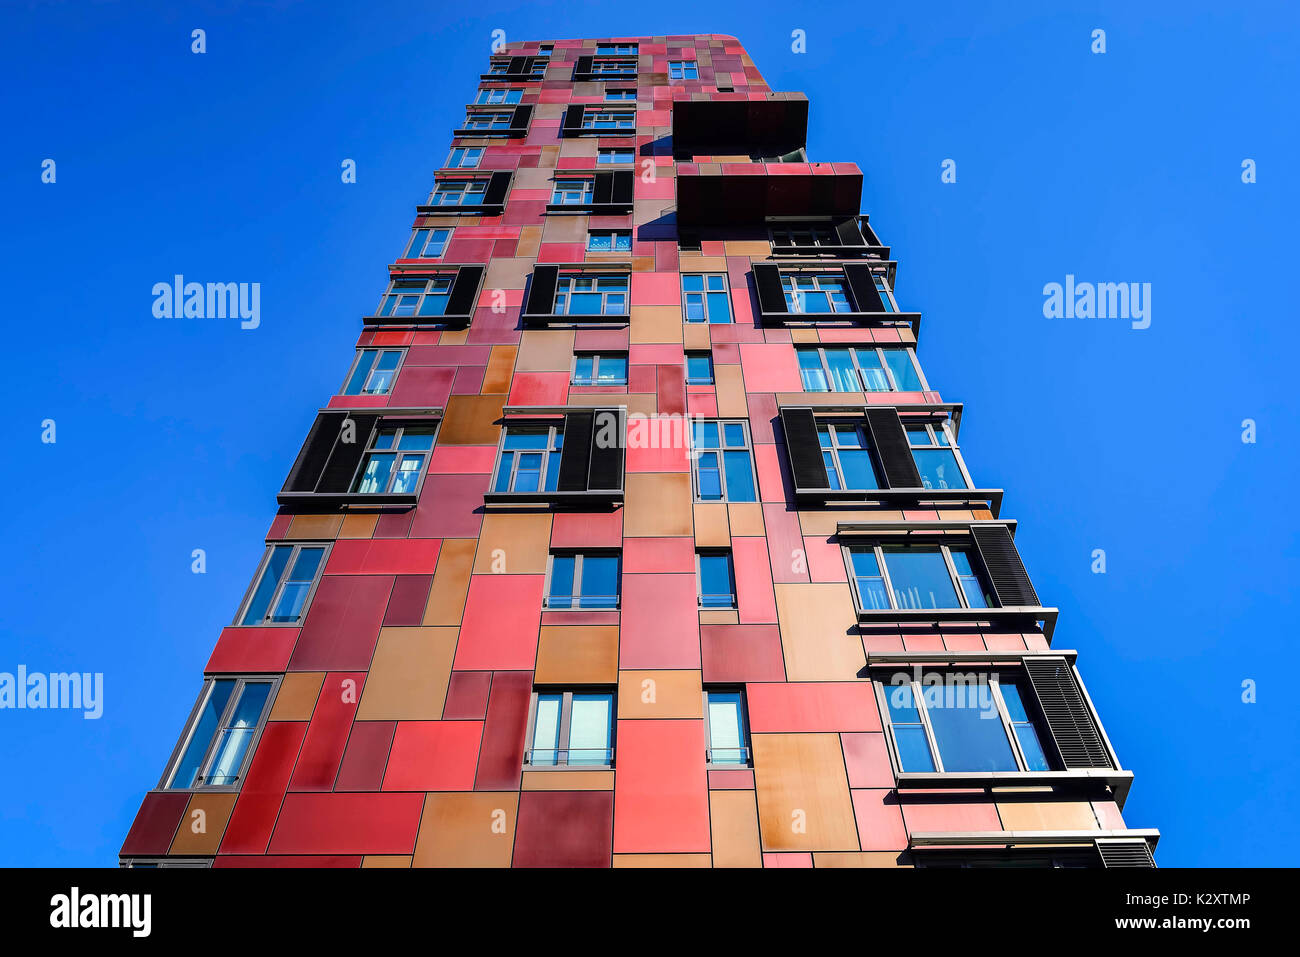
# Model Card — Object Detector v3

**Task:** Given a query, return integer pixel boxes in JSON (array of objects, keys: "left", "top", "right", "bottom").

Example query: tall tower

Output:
[{"left": 121, "top": 34, "right": 1157, "bottom": 868}]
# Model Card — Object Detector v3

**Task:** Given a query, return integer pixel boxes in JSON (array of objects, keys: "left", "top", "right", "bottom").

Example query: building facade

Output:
[{"left": 121, "top": 34, "right": 1157, "bottom": 868}]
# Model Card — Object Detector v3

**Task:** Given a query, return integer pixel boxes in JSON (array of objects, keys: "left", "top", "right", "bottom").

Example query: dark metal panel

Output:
[
  {"left": 752, "top": 263, "right": 787, "bottom": 315},
  {"left": 316, "top": 413, "right": 381, "bottom": 494},
  {"left": 971, "top": 524, "right": 1040, "bottom": 607},
  {"left": 1023, "top": 657, "right": 1114, "bottom": 771},
  {"left": 843, "top": 262, "right": 886, "bottom": 312},
  {"left": 558, "top": 411, "right": 595, "bottom": 492},
  {"left": 863, "top": 407, "right": 921, "bottom": 488},
  {"left": 523, "top": 265, "right": 559, "bottom": 317},
  {"left": 779, "top": 407, "right": 827, "bottom": 490}
]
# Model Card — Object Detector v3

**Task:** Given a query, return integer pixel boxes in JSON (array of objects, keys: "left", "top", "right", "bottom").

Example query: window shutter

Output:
[
  {"left": 752, "top": 263, "right": 787, "bottom": 316},
  {"left": 970, "top": 525, "right": 1040, "bottom": 607},
  {"left": 1023, "top": 657, "right": 1113, "bottom": 770},
  {"left": 780, "top": 407, "right": 827, "bottom": 490},
  {"left": 316, "top": 413, "right": 382, "bottom": 493},
  {"left": 444, "top": 265, "right": 484, "bottom": 320},
  {"left": 524, "top": 265, "right": 559, "bottom": 317},
  {"left": 283, "top": 411, "right": 347, "bottom": 493},
  {"left": 574, "top": 55, "right": 594, "bottom": 76},
  {"left": 834, "top": 218, "right": 865, "bottom": 246},
  {"left": 483, "top": 171, "right": 511, "bottom": 207},
  {"left": 611, "top": 169, "right": 634, "bottom": 205},
  {"left": 510, "top": 105, "right": 533, "bottom": 132},
  {"left": 562, "top": 105, "right": 585, "bottom": 136},
  {"left": 1096, "top": 840, "right": 1155, "bottom": 868},
  {"left": 558, "top": 411, "right": 595, "bottom": 491},
  {"left": 843, "top": 263, "right": 885, "bottom": 312},
  {"left": 593, "top": 171, "right": 613, "bottom": 205},
  {"left": 862, "top": 408, "right": 921, "bottom": 488},
  {"left": 587, "top": 408, "right": 625, "bottom": 490},
  {"left": 507, "top": 56, "right": 527, "bottom": 75}
]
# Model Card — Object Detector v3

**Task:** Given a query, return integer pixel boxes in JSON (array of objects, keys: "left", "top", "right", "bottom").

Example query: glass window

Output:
[
  {"left": 884, "top": 546, "right": 961, "bottom": 610},
  {"left": 554, "top": 274, "right": 628, "bottom": 316},
  {"left": 597, "top": 43, "right": 638, "bottom": 55},
  {"left": 377, "top": 275, "right": 455, "bottom": 318},
  {"left": 951, "top": 548, "right": 992, "bottom": 608},
  {"left": 818, "top": 424, "right": 879, "bottom": 490},
  {"left": 882, "top": 681, "right": 935, "bottom": 772},
  {"left": 907, "top": 423, "right": 968, "bottom": 490},
  {"left": 598, "top": 147, "right": 635, "bottom": 163},
  {"left": 682, "top": 274, "right": 732, "bottom": 324},
  {"left": 572, "top": 353, "right": 628, "bottom": 386},
  {"left": 474, "top": 87, "right": 522, "bottom": 104},
  {"left": 528, "top": 691, "right": 615, "bottom": 767},
  {"left": 239, "top": 543, "right": 327, "bottom": 625},
  {"left": 403, "top": 227, "right": 453, "bottom": 259},
  {"left": 166, "top": 678, "right": 274, "bottom": 789},
  {"left": 771, "top": 224, "right": 837, "bottom": 248},
  {"left": 849, "top": 547, "right": 890, "bottom": 611},
  {"left": 604, "top": 90, "right": 636, "bottom": 101},
  {"left": 581, "top": 110, "right": 635, "bottom": 129},
  {"left": 552, "top": 178, "right": 594, "bottom": 205},
  {"left": 706, "top": 690, "right": 750, "bottom": 766},
  {"left": 587, "top": 229, "right": 631, "bottom": 251},
  {"left": 782, "top": 274, "right": 852, "bottom": 313},
  {"left": 493, "top": 426, "right": 564, "bottom": 493},
  {"left": 428, "top": 179, "right": 487, "bottom": 206},
  {"left": 546, "top": 553, "right": 621, "bottom": 609},
  {"left": 847, "top": 543, "right": 992, "bottom": 613},
  {"left": 463, "top": 110, "right": 514, "bottom": 130},
  {"left": 883, "top": 348, "right": 924, "bottom": 391},
  {"left": 352, "top": 426, "right": 436, "bottom": 495},
  {"left": 923, "top": 681, "right": 1018, "bottom": 772},
  {"left": 668, "top": 60, "right": 699, "bottom": 80},
  {"left": 590, "top": 59, "right": 636, "bottom": 76},
  {"left": 342, "top": 349, "right": 402, "bottom": 396},
  {"left": 698, "top": 551, "right": 736, "bottom": 609},
  {"left": 444, "top": 147, "right": 483, "bottom": 169},
  {"left": 999, "top": 678, "right": 1051, "bottom": 771},
  {"left": 874, "top": 274, "right": 900, "bottom": 311},
  {"left": 795, "top": 347, "right": 924, "bottom": 393},
  {"left": 690, "top": 419, "right": 756, "bottom": 502},
  {"left": 685, "top": 353, "right": 714, "bottom": 385}
]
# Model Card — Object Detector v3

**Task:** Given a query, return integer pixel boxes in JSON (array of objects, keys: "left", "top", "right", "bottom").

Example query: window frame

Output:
[
  {"left": 553, "top": 273, "right": 629, "bottom": 317},
  {"left": 524, "top": 689, "right": 617, "bottom": 769},
  {"left": 782, "top": 273, "right": 854, "bottom": 314},
  {"left": 159, "top": 675, "right": 281, "bottom": 791},
  {"left": 376, "top": 273, "right": 458, "bottom": 318},
  {"left": 426, "top": 178, "right": 489, "bottom": 207},
  {"left": 349, "top": 423, "right": 439, "bottom": 496},
  {"left": 796, "top": 346, "right": 929, "bottom": 393},
  {"left": 703, "top": 687, "right": 752, "bottom": 767},
  {"left": 571, "top": 352, "right": 629, "bottom": 386},
  {"left": 603, "top": 89, "right": 637, "bottom": 102},
  {"left": 696, "top": 550, "right": 737, "bottom": 609},
  {"left": 234, "top": 542, "right": 332, "bottom": 627},
  {"left": 490, "top": 423, "right": 565, "bottom": 494},
  {"left": 689, "top": 418, "right": 757, "bottom": 503},
  {"left": 685, "top": 352, "right": 715, "bottom": 385},
  {"left": 906, "top": 419, "right": 975, "bottom": 490},
  {"left": 473, "top": 87, "right": 523, "bottom": 105},
  {"left": 681, "top": 273, "right": 733, "bottom": 324},
  {"left": 586, "top": 229, "right": 632, "bottom": 252},
  {"left": 843, "top": 542, "right": 992, "bottom": 613},
  {"left": 597, "top": 147, "right": 635, "bottom": 164},
  {"left": 402, "top": 227, "right": 454, "bottom": 260},
  {"left": 596, "top": 43, "right": 638, "bottom": 55},
  {"left": 589, "top": 58, "right": 637, "bottom": 76},
  {"left": 340, "top": 347, "right": 405, "bottom": 397},
  {"left": 443, "top": 147, "right": 483, "bottom": 169},
  {"left": 552, "top": 177, "right": 595, "bottom": 205},
  {"left": 580, "top": 109, "right": 636, "bottom": 130},
  {"left": 543, "top": 551, "right": 622, "bottom": 610},
  {"left": 668, "top": 60, "right": 699, "bottom": 80},
  {"left": 818, "top": 422, "right": 881, "bottom": 491}
]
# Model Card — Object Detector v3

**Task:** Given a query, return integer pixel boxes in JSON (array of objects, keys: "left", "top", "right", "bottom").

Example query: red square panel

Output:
[
  {"left": 619, "top": 574, "right": 700, "bottom": 669},
  {"left": 613, "top": 719, "right": 710, "bottom": 853},
  {"left": 268, "top": 792, "right": 425, "bottom": 855},
  {"left": 288, "top": 672, "right": 365, "bottom": 791},
  {"left": 746, "top": 682, "right": 880, "bottom": 733},
  {"left": 454, "top": 575, "right": 544, "bottom": 671},
  {"left": 381, "top": 720, "right": 483, "bottom": 791},
  {"left": 514, "top": 791, "right": 614, "bottom": 868}
]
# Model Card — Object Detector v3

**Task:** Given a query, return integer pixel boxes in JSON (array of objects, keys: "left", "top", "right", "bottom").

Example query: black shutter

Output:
[
  {"left": 562, "top": 105, "right": 585, "bottom": 136},
  {"left": 970, "top": 525, "right": 1040, "bottom": 607},
  {"left": 780, "top": 407, "right": 827, "bottom": 490},
  {"left": 1023, "top": 657, "right": 1113, "bottom": 770},
  {"left": 483, "top": 171, "right": 511, "bottom": 207},
  {"left": 587, "top": 408, "right": 625, "bottom": 490},
  {"left": 834, "top": 218, "right": 865, "bottom": 246},
  {"left": 316, "top": 413, "right": 382, "bottom": 493},
  {"left": 574, "top": 55, "right": 593, "bottom": 77},
  {"left": 507, "top": 56, "right": 527, "bottom": 75},
  {"left": 611, "top": 169, "right": 633, "bottom": 205},
  {"left": 524, "top": 265, "right": 559, "bottom": 317},
  {"left": 283, "top": 411, "right": 346, "bottom": 493},
  {"left": 558, "top": 411, "right": 595, "bottom": 491},
  {"left": 752, "top": 263, "right": 787, "bottom": 316},
  {"left": 593, "top": 171, "right": 613, "bottom": 206},
  {"left": 510, "top": 105, "right": 533, "bottom": 132},
  {"left": 1096, "top": 840, "right": 1155, "bottom": 868},
  {"left": 862, "top": 408, "right": 921, "bottom": 488},
  {"left": 844, "top": 263, "right": 885, "bottom": 313},
  {"left": 445, "top": 265, "right": 484, "bottom": 320}
]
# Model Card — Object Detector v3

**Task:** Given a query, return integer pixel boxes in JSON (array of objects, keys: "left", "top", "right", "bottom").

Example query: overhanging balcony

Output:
[
  {"left": 675, "top": 161, "right": 862, "bottom": 226},
  {"left": 671, "top": 92, "right": 809, "bottom": 157}
]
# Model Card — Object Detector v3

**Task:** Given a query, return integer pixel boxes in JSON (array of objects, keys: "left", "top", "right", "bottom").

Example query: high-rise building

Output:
[{"left": 121, "top": 34, "right": 1157, "bottom": 868}]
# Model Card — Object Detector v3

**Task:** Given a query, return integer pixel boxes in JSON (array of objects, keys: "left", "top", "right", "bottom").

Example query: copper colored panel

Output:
[
  {"left": 773, "top": 583, "right": 865, "bottom": 681},
  {"left": 624, "top": 473, "right": 693, "bottom": 537},
  {"left": 516, "top": 330, "right": 576, "bottom": 372},
  {"left": 534, "top": 625, "right": 619, "bottom": 684},
  {"left": 709, "top": 789, "right": 762, "bottom": 867},
  {"left": 362, "top": 856, "right": 412, "bottom": 868},
  {"left": 714, "top": 364, "right": 748, "bottom": 417},
  {"left": 613, "top": 854, "right": 712, "bottom": 867},
  {"left": 413, "top": 792, "right": 519, "bottom": 868},
  {"left": 473, "top": 512, "right": 553, "bottom": 574},
  {"left": 617, "top": 670, "right": 703, "bottom": 719},
  {"left": 169, "top": 793, "right": 238, "bottom": 855},
  {"left": 753, "top": 733, "right": 860, "bottom": 852},
  {"left": 693, "top": 503, "right": 730, "bottom": 548},
  {"left": 355, "top": 627, "right": 458, "bottom": 721},
  {"left": 286, "top": 514, "right": 343, "bottom": 539},
  {"left": 338, "top": 513, "right": 379, "bottom": 539},
  {"left": 727, "top": 503, "right": 765, "bottom": 537},
  {"left": 629, "top": 306, "right": 684, "bottom": 345},
  {"left": 438, "top": 395, "right": 506, "bottom": 445},
  {"left": 423, "top": 539, "right": 476, "bottom": 625},
  {"left": 482, "top": 345, "right": 518, "bottom": 394},
  {"left": 522, "top": 770, "right": 615, "bottom": 790},
  {"left": 813, "top": 851, "right": 911, "bottom": 868},
  {"left": 995, "top": 800, "right": 1100, "bottom": 832},
  {"left": 682, "top": 322, "right": 711, "bottom": 352},
  {"left": 268, "top": 672, "right": 324, "bottom": 722}
]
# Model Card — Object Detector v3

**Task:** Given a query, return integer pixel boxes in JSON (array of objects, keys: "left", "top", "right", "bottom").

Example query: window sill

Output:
[
  {"left": 770, "top": 244, "right": 891, "bottom": 259},
  {"left": 855, "top": 606, "right": 1059, "bottom": 638},
  {"left": 452, "top": 127, "right": 530, "bottom": 138},
  {"left": 483, "top": 488, "right": 624, "bottom": 505},
  {"left": 361, "top": 313, "right": 472, "bottom": 329},
  {"left": 759, "top": 309, "right": 922, "bottom": 337},
  {"left": 415, "top": 202, "right": 505, "bottom": 217},
  {"left": 896, "top": 770, "right": 1133, "bottom": 806},
  {"left": 276, "top": 490, "right": 420, "bottom": 508},
  {"left": 793, "top": 486, "right": 1004, "bottom": 516},
  {"left": 545, "top": 202, "right": 634, "bottom": 215},
  {"left": 520, "top": 312, "right": 631, "bottom": 327}
]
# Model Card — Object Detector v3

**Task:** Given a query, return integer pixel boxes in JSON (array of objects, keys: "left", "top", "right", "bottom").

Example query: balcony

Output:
[
  {"left": 671, "top": 92, "right": 809, "bottom": 157},
  {"left": 675, "top": 161, "right": 862, "bottom": 226}
]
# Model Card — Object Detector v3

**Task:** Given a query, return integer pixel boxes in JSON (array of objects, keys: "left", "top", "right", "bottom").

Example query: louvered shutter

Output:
[
  {"left": 562, "top": 105, "right": 585, "bottom": 136},
  {"left": 574, "top": 55, "right": 594, "bottom": 76},
  {"left": 843, "top": 263, "right": 885, "bottom": 312},
  {"left": 587, "top": 408, "right": 625, "bottom": 490},
  {"left": 752, "top": 263, "right": 787, "bottom": 316},
  {"left": 483, "top": 171, "right": 511, "bottom": 207},
  {"left": 593, "top": 171, "right": 613, "bottom": 205},
  {"left": 971, "top": 524, "right": 1040, "bottom": 607},
  {"left": 316, "top": 413, "right": 382, "bottom": 493},
  {"left": 510, "top": 105, "right": 533, "bottom": 132},
  {"left": 611, "top": 169, "right": 633, "bottom": 205},
  {"left": 283, "top": 411, "right": 346, "bottom": 493},
  {"left": 834, "top": 218, "right": 865, "bottom": 246},
  {"left": 1096, "top": 840, "right": 1155, "bottom": 868},
  {"left": 1023, "top": 657, "right": 1113, "bottom": 770},
  {"left": 557, "top": 411, "right": 595, "bottom": 491},
  {"left": 444, "top": 266, "right": 483, "bottom": 320},
  {"left": 780, "top": 407, "right": 827, "bottom": 490},
  {"left": 524, "top": 265, "right": 559, "bottom": 317},
  {"left": 507, "top": 56, "right": 527, "bottom": 75},
  {"left": 862, "top": 408, "right": 921, "bottom": 488}
]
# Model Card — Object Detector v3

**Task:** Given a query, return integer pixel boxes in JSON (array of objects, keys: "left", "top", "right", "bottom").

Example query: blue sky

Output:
[{"left": 1, "top": 1, "right": 1296, "bottom": 866}]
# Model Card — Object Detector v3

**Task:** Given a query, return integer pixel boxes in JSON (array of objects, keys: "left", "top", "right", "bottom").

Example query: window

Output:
[
  {"left": 552, "top": 178, "right": 594, "bottom": 205},
  {"left": 581, "top": 110, "right": 635, "bottom": 130},
  {"left": 907, "top": 422, "right": 968, "bottom": 490},
  {"left": 591, "top": 59, "right": 636, "bottom": 76},
  {"left": 528, "top": 690, "right": 615, "bottom": 767},
  {"left": 668, "top": 60, "right": 698, "bottom": 80},
  {"left": 771, "top": 224, "right": 837, "bottom": 249},
  {"left": 572, "top": 353, "right": 628, "bottom": 386},
  {"left": 238, "top": 543, "right": 328, "bottom": 625},
  {"left": 874, "top": 274, "right": 900, "bottom": 311},
  {"left": 682, "top": 274, "right": 732, "bottom": 323},
  {"left": 463, "top": 111, "right": 513, "bottom": 130},
  {"left": 783, "top": 274, "right": 852, "bottom": 313},
  {"left": 698, "top": 551, "right": 736, "bottom": 609},
  {"left": 690, "top": 420, "right": 756, "bottom": 502},
  {"left": 847, "top": 544, "right": 992, "bottom": 611},
  {"left": 705, "top": 689, "right": 750, "bottom": 766},
  {"left": 377, "top": 275, "right": 455, "bottom": 317},
  {"left": 493, "top": 425, "right": 564, "bottom": 493},
  {"left": 598, "top": 147, "right": 635, "bottom": 164},
  {"left": 402, "top": 227, "right": 452, "bottom": 259},
  {"left": 342, "top": 348, "right": 403, "bottom": 396},
  {"left": 597, "top": 43, "right": 638, "bottom": 55},
  {"left": 352, "top": 425, "right": 436, "bottom": 495},
  {"left": 536, "top": 45, "right": 552, "bottom": 57},
  {"left": 474, "top": 87, "right": 522, "bottom": 104},
  {"left": 165, "top": 677, "right": 275, "bottom": 788},
  {"left": 546, "top": 553, "right": 620, "bottom": 609},
  {"left": 587, "top": 229, "right": 631, "bottom": 252},
  {"left": 818, "top": 423, "right": 880, "bottom": 490},
  {"left": 428, "top": 179, "right": 487, "bottom": 206},
  {"left": 554, "top": 274, "right": 628, "bottom": 316},
  {"left": 878, "top": 672, "right": 1051, "bottom": 773},
  {"left": 604, "top": 89, "right": 636, "bottom": 101},
  {"left": 444, "top": 147, "right": 483, "bottom": 169},
  {"left": 488, "top": 62, "right": 509, "bottom": 75},
  {"left": 685, "top": 353, "right": 714, "bottom": 385}
]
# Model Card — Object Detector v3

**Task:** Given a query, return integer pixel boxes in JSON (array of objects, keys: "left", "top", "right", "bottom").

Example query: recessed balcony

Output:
[{"left": 675, "top": 161, "right": 863, "bottom": 226}]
